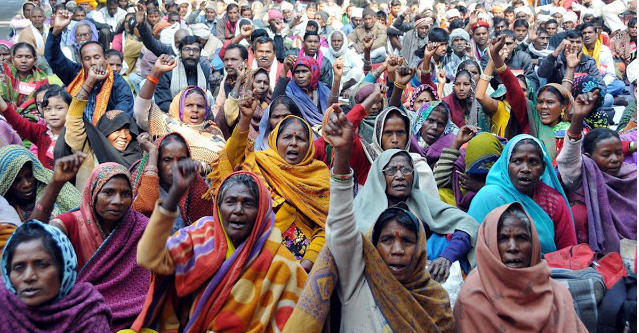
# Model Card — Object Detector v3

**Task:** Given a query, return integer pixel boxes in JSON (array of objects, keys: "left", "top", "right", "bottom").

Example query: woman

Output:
[
  {"left": 557, "top": 93, "right": 636, "bottom": 253},
  {"left": 282, "top": 115, "right": 454, "bottom": 332},
  {"left": 0, "top": 40, "right": 12, "bottom": 65},
  {"left": 0, "top": 145, "right": 80, "bottom": 222},
  {"left": 131, "top": 132, "right": 213, "bottom": 234},
  {"left": 62, "top": 20, "right": 99, "bottom": 64},
  {"left": 468, "top": 134, "right": 577, "bottom": 255},
  {"left": 434, "top": 130, "right": 505, "bottom": 212},
  {"left": 132, "top": 168, "right": 306, "bottom": 333},
  {"left": 535, "top": 83, "right": 574, "bottom": 160},
  {"left": 442, "top": 70, "right": 490, "bottom": 130},
  {"left": 454, "top": 203, "right": 588, "bottom": 332},
  {"left": 409, "top": 101, "right": 458, "bottom": 169},
  {"left": 0, "top": 221, "right": 112, "bottom": 333},
  {"left": 0, "top": 85, "right": 70, "bottom": 169},
  {"left": 408, "top": 82, "right": 439, "bottom": 113},
  {"left": 207, "top": 106, "right": 329, "bottom": 271},
  {"left": 111, "top": 13, "right": 143, "bottom": 77},
  {"left": 254, "top": 95, "right": 304, "bottom": 151},
  {"left": 351, "top": 81, "right": 386, "bottom": 144},
  {"left": 34, "top": 160, "right": 150, "bottom": 332},
  {"left": 135, "top": 55, "right": 225, "bottom": 167},
  {"left": 0, "top": 43, "right": 49, "bottom": 120},
  {"left": 223, "top": 68, "right": 272, "bottom": 140},
  {"left": 570, "top": 75, "right": 607, "bottom": 129}
]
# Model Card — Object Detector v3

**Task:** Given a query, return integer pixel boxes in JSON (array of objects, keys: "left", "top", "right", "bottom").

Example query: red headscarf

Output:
[{"left": 293, "top": 56, "right": 321, "bottom": 90}]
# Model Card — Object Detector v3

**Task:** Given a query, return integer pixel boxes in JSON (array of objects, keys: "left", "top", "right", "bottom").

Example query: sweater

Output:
[{"left": 1, "top": 104, "right": 54, "bottom": 169}]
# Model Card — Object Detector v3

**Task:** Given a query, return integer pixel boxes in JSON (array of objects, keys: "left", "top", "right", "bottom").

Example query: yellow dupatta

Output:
[
  {"left": 66, "top": 64, "right": 114, "bottom": 125},
  {"left": 583, "top": 39, "right": 602, "bottom": 68}
]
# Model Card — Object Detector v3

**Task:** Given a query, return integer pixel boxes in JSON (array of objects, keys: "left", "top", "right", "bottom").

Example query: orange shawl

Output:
[
  {"left": 66, "top": 64, "right": 115, "bottom": 125},
  {"left": 454, "top": 203, "right": 588, "bottom": 333}
]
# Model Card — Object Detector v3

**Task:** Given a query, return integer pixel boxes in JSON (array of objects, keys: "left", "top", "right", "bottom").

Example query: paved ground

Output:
[{"left": 0, "top": 0, "right": 23, "bottom": 39}]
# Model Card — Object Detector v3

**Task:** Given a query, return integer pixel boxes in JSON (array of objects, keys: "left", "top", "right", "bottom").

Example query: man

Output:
[
  {"left": 153, "top": 36, "right": 209, "bottom": 112},
  {"left": 73, "top": 6, "right": 87, "bottom": 21},
  {"left": 252, "top": 36, "right": 282, "bottom": 90},
  {"left": 45, "top": 10, "right": 134, "bottom": 122},
  {"left": 562, "top": 12, "right": 578, "bottom": 32},
  {"left": 18, "top": 7, "right": 51, "bottom": 74},
  {"left": 62, "top": 21, "right": 97, "bottom": 63},
  {"left": 187, "top": 2, "right": 217, "bottom": 35},
  {"left": 470, "top": 21, "right": 490, "bottom": 60},
  {"left": 504, "top": 6, "right": 516, "bottom": 25},
  {"left": 443, "top": 28, "right": 471, "bottom": 78},
  {"left": 525, "top": 27, "right": 552, "bottom": 67},
  {"left": 341, "top": 7, "right": 362, "bottom": 36},
  {"left": 322, "top": 29, "right": 363, "bottom": 95},
  {"left": 493, "top": 17, "right": 508, "bottom": 36},
  {"left": 167, "top": 11, "right": 181, "bottom": 25},
  {"left": 216, "top": 3, "right": 239, "bottom": 42},
  {"left": 212, "top": 43, "right": 249, "bottom": 138},
  {"left": 300, "top": 31, "right": 333, "bottom": 87},
  {"left": 75, "top": 0, "right": 112, "bottom": 51},
  {"left": 610, "top": 17, "right": 636, "bottom": 71},
  {"left": 513, "top": 19, "right": 529, "bottom": 51},
  {"left": 97, "top": 0, "right": 126, "bottom": 33},
  {"left": 491, "top": 6, "right": 505, "bottom": 18},
  {"left": 347, "top": 7, "right": 387, "bottom": 61},
  {"left": 400, "top": 15, "right": 430, "bottom": 66},
  {"left": 445, "top": 8, "right": 461, "bottom": 23},
  {"left": 105, "top": 48, "right": 124, "bottom": 74},
  {"left": 513, "top": 6, "right": 533, "bottom": 24},
  {"left": 481, "top": 30, "right": 540, "bottom": 92},
  {"left": 545, "top": 19, "right": 560, "bottom": 37},
  {"left": 118, "top": 0, "right": 128, "bottom": 10},
  {"left": 580, "top": 22, "right": 627, "bottom": 106}
]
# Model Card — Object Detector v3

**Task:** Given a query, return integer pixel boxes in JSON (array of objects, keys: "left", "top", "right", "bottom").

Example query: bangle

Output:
[
  {"left": 35, "top": 202, "right": 53, "bottom": 214},
  {"left": 80, "top": 84, "right": 91, "bottom": 94},
  {"left": 330, "top": 93, "right": 339, "bottom": 98},
  {"left": 480, "top": 74, "right": 494, "bottom": 81},
  {"left": 422, "top": 69, "right": 432, "bottom": 74},
  {"left": 394, "top": 82, "right": 406, "bottom": 89},
  {"left": 495, "top": 64, "right": 507, "bottom": 73},
  {"left": 566, "top": 130, "right": 582, "bottom": 140},
  {"left": 562, "top": 78, "right": 574, "bottom": 85},
  {"left": 146, "top": 75, "right": 160, "bottom": 85},
  {"left": 330, "top": 168, "right": 354, "bottom": 182}
]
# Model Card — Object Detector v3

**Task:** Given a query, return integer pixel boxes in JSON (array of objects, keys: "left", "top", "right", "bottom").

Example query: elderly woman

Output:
[
  {"left": 0, "top": 221, "right": 112, "bottom": 333},
  {"left": 282, "top": 111, "right": 455, "bottom": 332},
  {"left": 468, "top": 134, "right": 577, "bottom": 255},
  {"left": 62, "top": 20, "right": 99, "bottom": 63},
  {"left": 254, "top": 95, "right": 304, "bottom": 151},
  {"left": 455, "top": 203, "right": 587, "bottom": 332},
  {"left": 207, "top": 97, "right": 330, "bottom": 272},
  {"left": 132, "top": 166, "right": 306, "bottom": 332},
  {"left": 409, "top": 101, "right": 459, "bottom": 169}
]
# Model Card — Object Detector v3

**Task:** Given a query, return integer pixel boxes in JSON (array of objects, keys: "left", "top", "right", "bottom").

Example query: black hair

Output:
[
  {"left": 107, "top": 0, "right": 118, "bottom": 5},
  {"left": 253, "top": 36, "right": 274, "bottom": 50},
  {"left": 240, "top": 5, "right": 251, "bottom": 14},
  {"left": 630, "top": 17, "right": 637, "bottom": 28},
  {"left": 34, "top": 84, "right": 51, "bottom": 100},
  {"left": 4, "top": 221, "right": 64, "bottom": 286},
  {"left": 306, "top": 20, "right": 320, "bottom": 32},
  {"left": 538, "top": 85, "right": 567, "bottom": 105},
  {"left": 303, "top": 30, "right": 320, "bottom": 41},
  {"left": 178, "top": 35, "right": 201, "bottom": 51},
  {"left": 226, "top": 43, "right": 249, "bottom": 60},
  {"left": 457, "top": 59, "right": 480, "bottom": 74},
  {"left": 513, "top": 0, "right": 526, "bottom": 6},
  {"left": 167, "top": 11, "right": 180, "bottom": 19},
  {"left": 536, "top": 27, "right": 550, "bottom": 36},
  {"left": 493, "top": 17, "right": 507, "bottom": 27},
  {"left": 376, "top": 10, "right": 387, "bottom": 19},
  {"left": 513, "top": 18, "right": 529, "bottom": 29},
  {"left": 578, "top": 21, "right": 597, "bottom": 34},
  {"left": 498, "top": 204, "right": 532, "bottom": 237},
  {"left": 504, "top": 6, "right": 514, "bottom": 13},
  {"left": 73, "top": 6, "right": 86, "bottom": 14},
  {"left": 217, "top": 173, "right": 260, "bottom": 207},
  {"left": 115, "top": 13, "right": 135, "bottom": 35},
  {"left": 389, "top": 0, "right": 401, "bottom": 6},
  {"left": 226, "top": 3, "right": 239, "bottom": 12},
  {"left": 270, "top": 95, "right": 302, "bottom": 119},
  {"left": 372, "top": 204, "right": 418, "bottom": 246},
  {"left": 455, "top": 4, "right": 468, "bottom": 16},
  {"left": 105, "top": 48, "right": 123, "bottom": 60},
  {"left": 565, "top": 30, "right": 582, "bottom": 39},
  {"left": 251, "top": 29, "right": 269, "bottom": 44},
  {"left": 147, "top": 5, "right": 160, "bottom": 14},
  {"left": 428, "top": 27, "right": 449, "bottom": 43},
  {"left": 511, "top": 139, "right": 546, "bottom": 167},
  {"left": 584, "top": 128, "right": 621, "bottom": 155},
  {"left": 449, "top": 18, "right": 465, "bottom": 31},
  {"left": 159, "top": 133, "right": 189, "bottom": 158},
  {"left": 581, "top": 13, "right": 595, "bottom": 22},
  {"left": 546, "top": 19, "right": 559, "bottom": 27},
  {"left": 79, "top": 41, "right": 104, "bottom": 57},
  {"left": 41, "top": 85, "right": 72, "bottom": 109},
  {"left": 499, "top": 29, "right": 516, "bottom": 39},
  {"left": 277, "top": 116, "right": 310, "bottom": 143},
  {"left": 12, "top": 42, "right": 36, "bottom": 57}
]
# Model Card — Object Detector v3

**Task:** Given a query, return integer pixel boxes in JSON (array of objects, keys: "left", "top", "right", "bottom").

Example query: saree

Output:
[
  {"left": 455, "top": 203, "right": 588, "bottom": 333},
  {"left": 66, "top": 64, "right": 115, "bottom": 125},
  {"left": 409, "top": 101, "right": 459, "bottom": 169},
  {"left": 0, "top": 62, "right": 49, "bottom": 121},
  {"left": 0, "top": 145, "right": 81, "bottom": 220},
  {"left": 207, "top": 116, "right": 330, "bottom": 263},
  {"left": 52, "top": 163, "right": 150, "bottom": 332},
  {"left": 467, "top": 134, "right": 573, "bottom": 255},
  {"left": 0, "top": 221, "right": 112, "bottom": 333},
  {"left": 283, "top": 197, "right": 454, "bottom": 333},
  {"left": 148, "top": 86, "right": 226, "bottom": 165},
  {"left": 132, "top": 171, "right": 306, "bottom": 333},
  {"left": 284, "top": 56, "right": 330, "bottom": 127}
]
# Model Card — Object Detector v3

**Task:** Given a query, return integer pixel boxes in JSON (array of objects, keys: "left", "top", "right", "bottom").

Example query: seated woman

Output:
[
  {"left": 407, "top": 82, "right": 438, "bottom": 114},
  {"left": 409, "top": 101, "right": 459, "bottom": 170},
  {"left": 0, "top": 145, "right": 80, "bottom": 223},
  {"left": 134, "top": 55, "right": 225, "bottom": 167},
  {"left": 455, "top": 203, "right": 588, "bottom": 332},
  {"left": 468, "top": 134, "right": 577, "bottom": 255},
  {"left": 0, "top": 42, "right": 49, "bottom": 121},
  {"left": 207, "top": 100, "right": 330, "bottom": 272},
  {"left": 0, "top": 221, "right": 112, "bottom": 332},
  {"left": 132, "top": 165, "right": 306, "bottom": 332},
  {"left": 131, "top": 132, "right": 213, "bottom": 234},
  {"left": 282, "top": 112, "right": 454, "bottom": 332},
  {"left": 271, "top": 54, "right": 340, "bottom": 127},
  {"left": 0, "top": 85, "right": 70, "bottom": 169},
  {"left": 557, "top": 92, "right": 637, "bottom": 253},
  {"left": 434, "top": 129, "right": 505, "bottom": 212},
  {"left": 62, "top": 20, "right": 99, "bottom": 64},
  {"left": 254, "top": 95, "right": 304, "bottom": 151},
  {"left": 32, "top": 157, "right": 151, "bottom": 332}
]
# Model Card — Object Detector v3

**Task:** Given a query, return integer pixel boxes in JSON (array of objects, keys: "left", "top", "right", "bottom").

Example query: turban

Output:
[
  {"left": 268, "top": 9, "right": 283, "bottom": 21},
  {"left": 280, "top": 1, "right": 294, "bottom": 11},
  {"left": 446, "top": 8, "right": 461, "bottom": 20},
  {"left": 191, "top": 23, "right": 211, "bottom": 40},
  {"left": 316, "top": 10, "right": 329, "bottom": 23},
  {"left": 351, "top": 8, "right": 363, "bottom": 18},
  {"left": 563, "top": 11, "right": 578, "bottom": 24},
  {"left": 536, "top": 14, "right": 552, "bottom": 24},
  {"left": 627, "top": 59, "right": 637, "bottom": 84},
  {"left": 449, "top": 28, "right": 470, "bottom": 46},
  {"left": 514, "top": 6, "right": 534, "bottom": 17},
  {"left": 471, "top": 20, "right": 490, "bottom": 31},
  {"left": 76, "top": 0, "right": 97, "bottom": 9},
  {"left": 550, "top": 7, "right": 567, "bottom": 16},
  {"left": 491, "top": 6, "right": 504, "bottom": 13},
  {"left": 363, "top": 7, "right": 376, "bottom": 18},
  {"left": 414, "top": 17, "right": 429, "bottom": 29}
]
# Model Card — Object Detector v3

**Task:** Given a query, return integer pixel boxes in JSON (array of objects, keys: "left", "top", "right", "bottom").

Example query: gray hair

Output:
[
  {"left": 498, "top": 204, "right": 532, "bottom": 236},
  {"left": 216, "top": 174, "right": 259, "bottom": 207}
]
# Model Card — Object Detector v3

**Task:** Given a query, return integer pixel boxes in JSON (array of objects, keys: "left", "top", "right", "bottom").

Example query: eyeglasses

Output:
[
  {"left": 382, "top": 165, "right": 414, "bottom": 176},
  {"left": 182, "top": 47, "right": 201, "bottom": 54}
]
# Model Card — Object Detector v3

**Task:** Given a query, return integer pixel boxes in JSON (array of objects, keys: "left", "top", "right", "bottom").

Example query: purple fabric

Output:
[
  {"left": 582, "top": 156, "right": 637, "bottom": 253},
  {"left": 0, "top": 282, "right": 111, "bottom": 333},
  {"left": 621, "top": 131, "right": 637, "bottom": 165},
  {"left": 284, "top": 79, "right": 330, "bottom": 126},
  {"left": 451, "top": 149, "right": 477, "bottom": 212},
  {"left": 77, "top": 210, "right": 150, "bottom": 332},
  {"left": 409, "top": 132, "right": 456, "bottom": 170}
]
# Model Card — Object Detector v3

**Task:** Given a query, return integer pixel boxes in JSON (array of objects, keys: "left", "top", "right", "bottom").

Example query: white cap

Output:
[{"left": 351, "top": 8, "right": 363, "bottom": 18}]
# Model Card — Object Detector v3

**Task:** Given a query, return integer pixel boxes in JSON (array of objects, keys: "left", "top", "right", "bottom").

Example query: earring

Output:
[{"left": 561, "top": 108, "right": 566, "bottom": 120}]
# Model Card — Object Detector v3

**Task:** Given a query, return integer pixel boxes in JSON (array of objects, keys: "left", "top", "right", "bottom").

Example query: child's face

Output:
[{"left": 107, "top": 55, "right": 123, "bottom": 73}]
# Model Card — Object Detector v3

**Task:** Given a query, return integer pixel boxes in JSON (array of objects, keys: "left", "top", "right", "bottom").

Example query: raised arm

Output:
[
  {"left": 272, "top": 54, "right": 295, "bottom": 100},
  {"left": 135, "top": 54, "right": 177, "bottom": 130},
  {"left": 329, "top": 58, "right": 343, "bottom": 105},
  {"left": 45, "top": 9, "right": 81, "bottom": 84},
  {"left": 389, "top": 64, "right": 415, "bottom": 107},
  {"left": 132, "top": 133, "right": 161, "bottom": 216},
  {"left": 136, "top": 4, "right": 174, "bottom": 56},
  {"left": 562, "top": 47, "right": 581, "bottom": 92},
  {"left": 476, "top": 37, "right": 503, "bottom": 116}
]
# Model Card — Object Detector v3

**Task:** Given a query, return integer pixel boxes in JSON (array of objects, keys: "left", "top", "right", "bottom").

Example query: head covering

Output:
[
  {"left": 628, "top": 59, "right": 638, "bottom": 85},
  {"left": 76, "top": 0, "right": 97, "bottom": 9},
  {"left": 205, "top": 3, "right": 216, "bottom": 12},
  {"left": 456, "top": 202, "right": 588, "bottom": 333},
  {"left": 414, "top": 17, "right": 429, "bottom": 29},
  {"left": 409, "top": 101, "right": 458, "bottom": 168},
  {"left": 190, "top": 23, "right": 211, "bottom": 40},
  {"left": 549, "top": 7, "right": 567, "bottom": 16},
  {"left": 491, "top": 6, "right": 504, "bottom": 13},
  {"left": 514, "top": 6, "right": 533, "bottom": 18},
  {"left": 0, "top": 145, "right": 81, "bottom": 220},
  {"left": 153, "top": 20, "right": 173, "bottom": 37},
  {"left": 572, "top": 75, "right": 606, "bottom": 128},
  {"left": 363, "top": 107, "right": 412, "bottom": 163},
  {"left": 327, "top": 29, "right": 347, "bottom": 58},
  {"left": 470, "top": 20, "right": 490, "bottom": 31},
  {"left": 280, "top": 1, "right": 294, "bottom": 12},
  {"left": 90, "top": 109, "right": 142, "bottom": 168},
  {"left": 411, "top": 101, "right": 456, "bottom": 138},
  {"left": 409, "top": 84, "right": 440, "bottom": 111},
  {"left": 2, "top": 221, "right": 77, "bottom": 300},
  {"left": 67, "top": 20, "right": 99, "bottom": 50},
  {"left": 316, "top": 10, "right": 329, "bottom": 23},
  {"left": 449, "top": 28, "right": 470, "bottom": 47},
  {"left": 351, "top": 7, "right": 363, "bottom": 18},
  {"left": 169, "top": 86, "right": 211, "bottom": 122},
  {"left": 468, "top": 134, "right": 572, "bottom": 254},
  {"left": 562, "top": 11, "right": 578, "bottom": 24},
  {"left": 0, "top": 40, "right": 13, "bottom": 49},
  {"left": 446, "top": 8, "right": 461, "bottom": 20},
  {"left": 363, "top": 7, "right": 376, "bottom": 18},
  {"left": 541, "top": 83, "right": 574, "bottom": 123},
  {"left": 268, "top": 9, "right": 282, "bottom": 21},
  {"left": 490, "top": 84, "right": 507, "bottom": 99},
  {"left": 286, "top": 56, "right": 329, "bottom": 126}
]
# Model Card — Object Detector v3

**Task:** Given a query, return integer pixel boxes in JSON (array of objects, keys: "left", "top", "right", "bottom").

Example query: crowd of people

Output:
[{"left": 0, "top": 0, "right": 636, "bottom": 331}]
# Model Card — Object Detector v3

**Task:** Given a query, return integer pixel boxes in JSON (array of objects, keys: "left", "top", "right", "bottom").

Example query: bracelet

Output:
[
  {"left": 330, "top": 167, "right": 354, "bottom": 182},
  {"left": 144, "top": 165, "right": 159, "bottom": 173},
  {"left": 422, "top": 69, "right": 432, "bottom": 75},
  {"left": 35, "top": 202, "right": 53, "bottom": 214},
  {"left": 562, "top": 78, "right": 574, "bottom": 85},
  {"left": 495, "top": 64, "right": 507, "bottom": 73},
  {"left": 566, "top": 130, "right": 582, "bottom": 140},
  {"left": 80, "top": 84, "right": 91, "bottom": 94},
  {"left": 330, "top": 93, "right": 339, "bottom": 98},
  {"left": 146, "top": 75, "right": 160, "bottom": 84},
  {"left": 394, "top": 82, "right": 406, "bottom": 89},
  {"left": 480, "top": 74, "right": 494, "bottom": 81}
]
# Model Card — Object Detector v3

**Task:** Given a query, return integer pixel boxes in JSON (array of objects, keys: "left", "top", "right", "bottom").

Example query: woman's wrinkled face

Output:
[
  {"left": 94, "top": 175, "right": 132, "bottom": 225},
  {"left": 253, "top": 72, "right": 269, "bottom": 99},
  {"left": 9, "top": 239, "right": 61, "bottom": 307},
  {"left": 376, "top": 219, "right": 417, "bottom": 282},
  {"left": 9, "top": 163, "right": 36, "bottom": 203},
  {"left": 420, "top": 109, "right": 447, "bottom": 145},
  {"left": 381, "top": 115, "right": 408, "bottom": 150},
  {"left": 536, "top": 90, "right": 564, "bottom": 126},
  {"left": 158, "top": 141, "right": 188, "bottom": 190},
  {"left": 294, "top": 65, "right": 313, "bottom": 89},
  {"left": 182, "top": 91, "right": 207, "bottom": 125},
  {"left": 497, "top": 215, "right": 533, "bottom": 268},
  {"left": 107, "top": 125, "right": 132, "bottom": 151},
  {"left": 269, "top": 103, "right": 292, "bottom": 129},
  {"left": 588, "top": 137, "right": 623, "bottom": 176},
  {"left": 507, "top": 142, "right": 545, "bottom": 197},
  {"left": 43, "top": 96, "right": 69, "bottom": 131},
  {"left": 453, "top": 75, "right": 472, "bottom": 100},
  {"left": 412, "top": 90, "right": 434, "bottom": 112},
  {"left": 220, "top": 183, "right": 258, "bottom": 248},
  {"left": 276, "top": 121, "right": 309, "bottom": 165},
  {"left": 12, "top": 47, "right": 36, "bottom": 75},
  {"left": 0, "top": 45, "right": 12, "bottom": 64},
  {"left": 383, "top": 154, "right": 413, "bottom": 203}
]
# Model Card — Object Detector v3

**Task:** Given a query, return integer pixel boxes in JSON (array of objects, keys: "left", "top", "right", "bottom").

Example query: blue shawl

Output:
[{"left": 284, "top": 80, "right": 329, "bottom": 127}]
